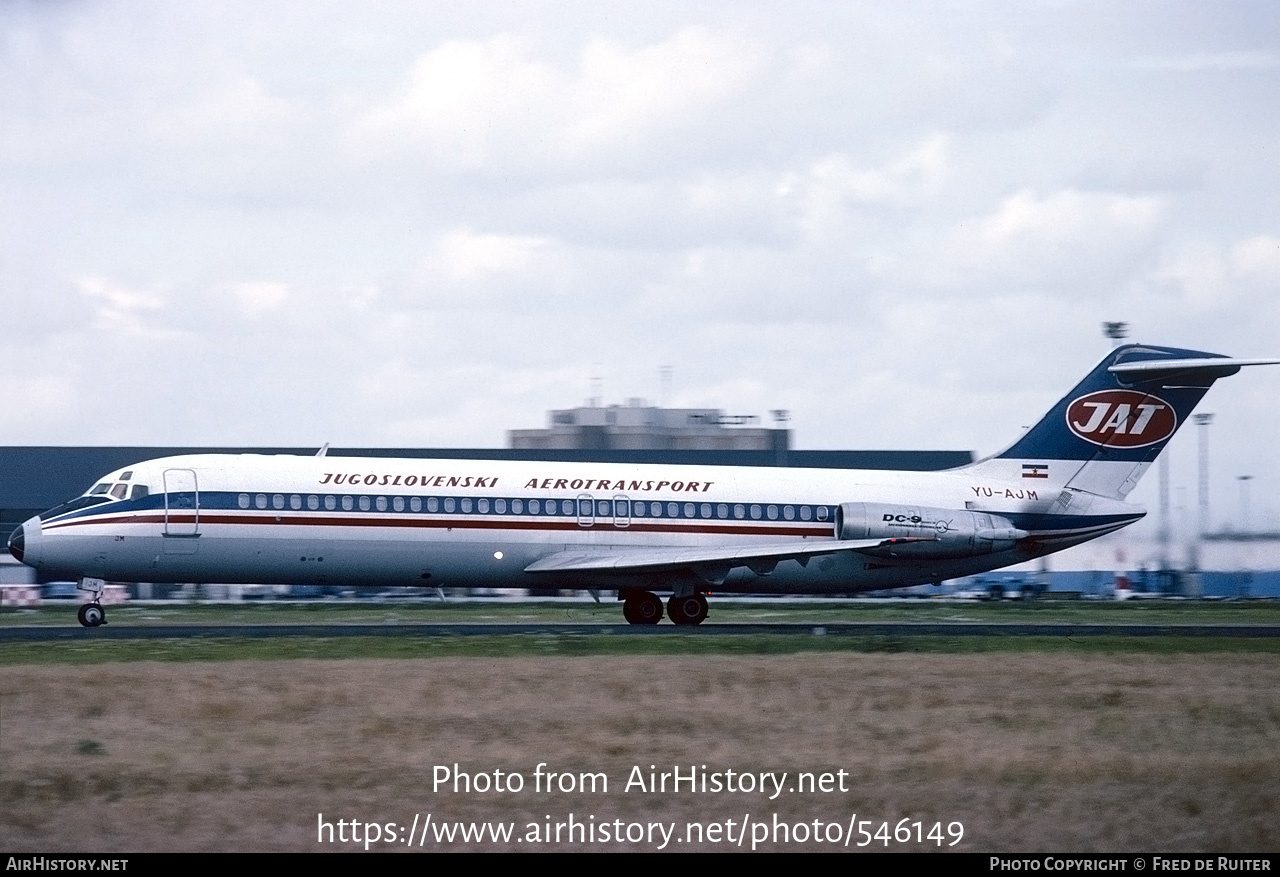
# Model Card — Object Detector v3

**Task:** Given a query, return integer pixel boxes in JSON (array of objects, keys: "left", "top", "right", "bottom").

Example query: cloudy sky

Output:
[{"left": 3, "top": 1, "right": 1279, "bottom": 537}]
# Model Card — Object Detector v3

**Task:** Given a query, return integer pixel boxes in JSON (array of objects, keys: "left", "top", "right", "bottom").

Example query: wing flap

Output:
[{"left": 523, "top": 539, "right": 891, "bottom": 575}]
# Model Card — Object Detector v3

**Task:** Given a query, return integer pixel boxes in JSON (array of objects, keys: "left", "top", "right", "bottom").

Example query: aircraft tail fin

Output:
[{"left": 962, "top": 344, "right": 1278, "bottom": 500}]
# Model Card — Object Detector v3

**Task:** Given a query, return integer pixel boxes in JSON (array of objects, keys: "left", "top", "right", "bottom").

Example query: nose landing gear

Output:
[
  {"left": 76, "top": 577, "right": 108, "bottom": 627},
  {"left": 76, "top": 602, "right": 107, "bottom": 627}
]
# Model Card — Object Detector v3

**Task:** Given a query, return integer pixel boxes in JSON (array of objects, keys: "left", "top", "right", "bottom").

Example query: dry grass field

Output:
[{"left": 2, "top": 652, "right": 1278, "bottom": 852}]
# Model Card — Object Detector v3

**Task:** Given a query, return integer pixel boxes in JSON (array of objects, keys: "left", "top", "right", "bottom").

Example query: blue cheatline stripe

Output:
[{"left": 40, "top": 490, "right": 837, "bottom": 530}]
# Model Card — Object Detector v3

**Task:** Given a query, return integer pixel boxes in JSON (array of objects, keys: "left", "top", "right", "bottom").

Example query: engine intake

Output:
[{"left": 834, "top": 502, "right": 1027, "bottom": 559}]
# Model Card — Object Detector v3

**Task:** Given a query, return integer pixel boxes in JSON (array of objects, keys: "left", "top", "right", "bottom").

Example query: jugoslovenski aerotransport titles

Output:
[{"left": 8, "top": 344, "right": 1277, "bottom": 627}]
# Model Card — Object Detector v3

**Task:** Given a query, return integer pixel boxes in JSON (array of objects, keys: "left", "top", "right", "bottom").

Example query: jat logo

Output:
[{"left": 1066, "top": 390, "right": 1177, "bottom": 448}]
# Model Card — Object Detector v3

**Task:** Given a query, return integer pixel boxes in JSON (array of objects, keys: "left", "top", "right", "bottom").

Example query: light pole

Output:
[
  {"left": 1158, "top": 450, "right": 1171, "bottom": 592},
  {"left": 1194, "top": 413, "right": 1214, "bottom": 537},
  {"left": 1187, "top": 412, "right": 1213, "bottom": 595},
  {"left": 1102, "top": 321, "right": 1129, "bottom": 348},
  {"left": 1237, "top": 475, "right": 1253, "bottom": 534},
  {"left": 770, "top": 409, "right": 790, "bottom": 467},
  {"left": 1236, "top": 475, "right": 1254, "bottom": 597}
]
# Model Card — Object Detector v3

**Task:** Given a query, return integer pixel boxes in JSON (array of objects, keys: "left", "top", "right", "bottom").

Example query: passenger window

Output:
[
  {"left": 750, "top": 504, "right": 762, "bottom": 519},
  {"left": 477, "top": 498, "right": 489, "bottom": 513},
  {"left": 272, "top": 494, "right": 285, "bottom": 510},
  {"left": 784, "top": 505, "right": 795, "bottom": 520},
  {"left": 444, "top": 498, "right": 455, "bottom": 512},
  {"left": 684, "top": 503, "right": 696, "bottom": 518},
  {"left": 428, "top": 497, "right": 439, "bottom": 512},
  {"left": 239, "top": 494, "right": 250, "bottom": 509},
  {"left": 668, "top": 502, "right": 679, "bottom": 517},
  {"left": 410, "top": 497, "right": 421, "bottom": 512},
  {"left": 817, "top": 506, "right": 829, "bottom": 521},
  {"left": 734, "top": 504, "right": 745, "bottom": 519},
  {"left": 393, "top": 496, "right": 404, "bottom": 512},
  {"left": 256, "top": 494, "right": 268, "bottom": 509},
  {"left": 308, "top": 495, "right": 320, "bottom": 510},
  {"left": 561, "top": 500, "right": 574, "bottom": 515},
  {"left": 597, "top": 500, "right": 610, "bottom": 516},
  {"left": 495, "top": 498, "right": 507, "bottom": 513},
  {"left": 700, "top": 503, "right": 712, "bottom": 518},
  {"left": 800, "top": 506, "right": 811, "bottom": 521},
  {"left": 342, "top": 496, "right": 354, "bottom": 511},
  {"left": 508, "top": 499, "right": 519, "bottom": 514},
  {"left": 767, "top": 505, "right": 779, "bottom": 520},
  {"left": 324, "top": 496, "right": 336, "bottom": 511},
  {"left": 461, "top": 498, "right": 473, "bottom": 513},
  {"left": 634, "top": 501, "right": 646, "bottom": 517},
  {"left": 528, "top": 499, "right": 540, "bottom": 514},
  {"left": 717, "top": 503, "right": 728, "bottom": 518},
  {"left": 359, "top": 496, "right": 371, "bottom": 511}
]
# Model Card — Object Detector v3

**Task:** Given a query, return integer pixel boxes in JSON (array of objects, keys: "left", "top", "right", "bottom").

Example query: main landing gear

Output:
[
  {"left": 620, "top": 590, "right": 709, "bottom": 626},
  {"left": 76, "top": 577, "right": 108, "bottom": 628}
]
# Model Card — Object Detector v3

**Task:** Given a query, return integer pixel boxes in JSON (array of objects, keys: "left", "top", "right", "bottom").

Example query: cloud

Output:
[
  {"left": 348, "top": 27, "right": 765, "bottom": 174},
  {"left": 941, "top": 189, "right": 1166, "bottom": 287},
  {"left": 1150, "top": 234, "right": 1280, "bottom": 311},
  {"left": 780, "top": 133, "right": 951, "bottom": 239},
  {"left": 232, "top": 281, "right": 290, "bottom": 319},
  {"left": 1132, "top": 51, "right": 1280, "bottom": 72},
  {"left": 77, "top": 276, "right": 173, "bottom": 336},
  {"left": 424, "top": 228, "right": 555, "bottom": 286},
  {"left": 149, "top": 75, "right": 298, "bottom": 147},
  {"left": 568, "top": 26, "right": 765, "bottom": 148}
]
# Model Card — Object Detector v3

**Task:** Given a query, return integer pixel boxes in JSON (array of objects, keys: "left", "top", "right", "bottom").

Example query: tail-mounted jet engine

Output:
[{"left": 834, "top": 502, "right": 1027, "bottom": 559}]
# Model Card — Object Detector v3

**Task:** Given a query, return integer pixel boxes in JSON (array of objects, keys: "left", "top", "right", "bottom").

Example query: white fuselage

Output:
[{"left": 15, "top": 453, "right": 1141, "bottom": 595}]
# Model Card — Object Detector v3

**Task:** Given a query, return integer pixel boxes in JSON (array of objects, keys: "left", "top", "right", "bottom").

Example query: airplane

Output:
[{"left": 7, "top": 343, "right": 1277, "bottom": 628}]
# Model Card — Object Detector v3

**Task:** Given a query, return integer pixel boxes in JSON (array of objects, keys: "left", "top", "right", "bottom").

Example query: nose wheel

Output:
[
  {"left": 77, "top": 602, "right": 107, "bottom": 628},
  {"left": 75, "top": 577, "right": 108, "bottom": 627}
]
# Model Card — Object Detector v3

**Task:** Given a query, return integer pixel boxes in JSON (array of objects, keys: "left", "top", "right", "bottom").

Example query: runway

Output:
[{"left": 2, "top": 621, "right": 1279, "bottom": 641}]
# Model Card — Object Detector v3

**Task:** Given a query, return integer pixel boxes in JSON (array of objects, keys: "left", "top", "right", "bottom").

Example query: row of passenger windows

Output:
[{"left": 235, "top": 493, "right": 831, "bottom": 522}]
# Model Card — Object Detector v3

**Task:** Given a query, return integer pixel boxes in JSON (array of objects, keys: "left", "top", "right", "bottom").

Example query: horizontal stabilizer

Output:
[{"left": 1109, "top": 357, "right": 1280, "bottom": 385}]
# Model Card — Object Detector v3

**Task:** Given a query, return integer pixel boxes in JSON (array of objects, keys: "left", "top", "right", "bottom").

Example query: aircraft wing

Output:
[{"left": 523, "top": 538, "right": 896, "bottom": 578}]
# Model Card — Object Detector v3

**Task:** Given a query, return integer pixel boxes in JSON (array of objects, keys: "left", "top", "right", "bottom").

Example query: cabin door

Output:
[{"left": 163, "top": 468, "right": 201, "bottom": 540}]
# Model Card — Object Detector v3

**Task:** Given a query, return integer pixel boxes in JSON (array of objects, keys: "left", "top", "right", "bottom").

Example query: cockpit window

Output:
[
  {"left": 89, "top": 483, "right": 111, "bottom": 495},
  {"left": 131, "top": 485, "right": 149, "bottom": 500},
  {"left": 38, "top": 495, "right": 112, "bottom": 521},
  {"left": 110, "top": 483, "right": 128, "bottom": 499},
  {"left": 120, "top": 471, "right": 132, "bottom": 481}
]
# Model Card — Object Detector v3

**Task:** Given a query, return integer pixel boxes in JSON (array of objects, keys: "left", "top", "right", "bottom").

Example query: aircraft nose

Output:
[{"left": 7, "top": 523, "right": 24, "bottom": 563}]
